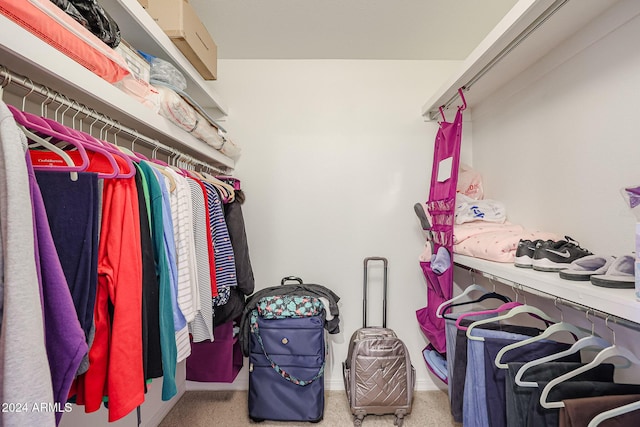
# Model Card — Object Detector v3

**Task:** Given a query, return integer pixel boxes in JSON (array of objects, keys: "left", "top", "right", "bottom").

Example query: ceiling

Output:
[{"left": 189, "top": 0, "right": 519, "bottom": 60}]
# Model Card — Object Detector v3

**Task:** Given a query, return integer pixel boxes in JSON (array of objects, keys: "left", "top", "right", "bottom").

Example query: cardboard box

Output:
[{"left": 147, "top": 0, "right": 217, "bottom": 80}]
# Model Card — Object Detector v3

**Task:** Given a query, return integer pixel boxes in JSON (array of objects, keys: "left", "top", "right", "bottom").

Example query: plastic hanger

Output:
[
  {"left": 515, "top": 334, "right": 611, "bottom": 386},
  {"left": 436, "top": 271, "right": 489, "bottom": 318},
  {"left": 146, "top": 147, "right": 177, "bottom": 192},
  {"left": 455, "top": 301, "right": 522, "bottom": 332},
  {"left": 494, "top": 322, "right": 592, "bottom": 369},
  {"left": 494, "top": 300, "right": 592, "bottom": 369},
  {"left": 38, "top": 116, "right": 120, "bottom": 179},
  {"left": 216, "top": 175, "right": 241, "bottom": 191},
  {"left": 587, "top": 400, "right": 640, "bottom": 427},
  {"left": 514, "top": 310, "right": 610, "bottom": 387},
  {"left": 9, "top": 105, "right": 90, "bottom": 174},
  {"left": 21, "top": 126, "right": 80, "bottom": 181},
  {"left": 61, "top": 124, "right": 136, "bottom": 179},
  {"left": 441, "top": 291, "right": 512, "bottom": 318},
  {"left": 539, "top": 318, "right": 640, "bottom": 409},
  {"left": 466, "top": 303, "right": 557, "bottom": 341},
  {"left": 200, "top": 171, "right": 235, "bottom": 203}
]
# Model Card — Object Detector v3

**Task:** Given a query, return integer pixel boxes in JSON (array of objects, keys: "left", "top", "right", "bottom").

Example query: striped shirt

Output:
[
  {"left": 186, "top": 178, "right": 214, "bottom": 342},
  {"left": 202, "top": 182, "right": 238, "bottom": 290}
]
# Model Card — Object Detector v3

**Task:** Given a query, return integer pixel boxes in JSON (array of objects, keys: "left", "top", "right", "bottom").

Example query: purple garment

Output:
[{"left": 28, "top": 156, "right": 88, "bottom": 425}]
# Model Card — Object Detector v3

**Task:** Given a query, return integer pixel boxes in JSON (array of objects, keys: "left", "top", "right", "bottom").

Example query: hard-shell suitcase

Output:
[
  {"left": 248, "top": 277, "right": 327, "bottom": 423},
  {"left": 343, "top": 257, "right": 415, "bottom": 426}
]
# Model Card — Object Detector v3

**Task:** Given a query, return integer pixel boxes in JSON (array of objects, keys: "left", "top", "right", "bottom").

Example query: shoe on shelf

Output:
[
  {"left": 532, "top": 236, "right": 592, "bottom": 272},
  {"left": 558, "top": 255, "right": 615, "bottom": 281},
  {"left": 514, "top": 239, "right": 555, "bottom": 268},
  {"left": 590, "top": 255, "right": 635, "bottom": 288}
]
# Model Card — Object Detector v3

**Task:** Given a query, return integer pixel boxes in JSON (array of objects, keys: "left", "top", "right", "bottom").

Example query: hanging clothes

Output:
[
  {"left": 164, "top": 167, "right": 197, "bottom": 362},
  {"left": 0, "top": 100, "right": 56, "bottom": 427},
  {"left": 137, "top": 161, "right": 177, "bottom": 401},
  {"left": 186, "top": 178, "right": 214, "bottom": 343},
  {"left": 75, "top": 153, "right": 144, "bottom": 422},
  {"left": 34, "top": 170, "right": 99, "bottom": 359},
  {"left": 134, "top": 165, "right": 163, "bottom": 381},
  {"left": 29, "top": 165, "right": 88, "bottom": 425},
  {"left": 0, "top": 97, "right": 255, "bottom": 421}
]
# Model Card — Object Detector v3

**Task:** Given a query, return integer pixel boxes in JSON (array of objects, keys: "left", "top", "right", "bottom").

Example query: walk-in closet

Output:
[{"left": 2, "top": 0, "right": 640, "bottom": 426}]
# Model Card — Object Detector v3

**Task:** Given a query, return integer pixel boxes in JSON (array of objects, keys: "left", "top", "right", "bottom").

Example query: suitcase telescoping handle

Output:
[
  {"left": 363, "top": 257, "right": 388, "bottom": 328},
  {"left": 281, "top": 276, "right": 303, "bottom": 285}
]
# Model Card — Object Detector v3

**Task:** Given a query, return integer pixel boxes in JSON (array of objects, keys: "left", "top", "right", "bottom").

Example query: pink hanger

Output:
[
  {"left": 37, "top": 115, "right": 120, "bottom": 179},
  {"left": 9, "top": 105, "right": 90, "bottom": 174},
  {"left": 151, "top": 158, "right": 169, "bottom": 167},
  {"left": 59, "top": 125, "right": 136, "bottom": 179},
  {"left": 458, "top": 87, "right": 467, "bottom": 111},
  {"left": 215, "top": 175, "right": 241, "bottom": 191},
  {"left": 455, "top": 301, "right": 523, "bottom": 331},
  {"left": 439, "top": 106, "right": 446, "bottom": 122}
]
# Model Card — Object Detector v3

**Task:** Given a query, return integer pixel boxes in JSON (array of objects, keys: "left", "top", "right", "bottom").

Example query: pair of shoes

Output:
[
  {"left": 560, "top": 254, "right": 635, "bottom": 288},
  {"left": 514, "top": 239, "right": 554, "bottom": 268},
  {"left": 531, "top": 236, "right": 592, "bottom": 272}
]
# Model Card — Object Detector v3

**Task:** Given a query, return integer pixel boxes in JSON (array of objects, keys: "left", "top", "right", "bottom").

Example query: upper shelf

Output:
[
  {"left": 101, "top": 0, "right": 228, "bottom": 120},
  {"left": 0, "top": 13, "right": 233, "bottom": 170},
  {"left": 422, "top": 0, "right": 620, "bottom": 120},
  {"left": 453, "top": 254, "right": 640, "bottom": 326}
]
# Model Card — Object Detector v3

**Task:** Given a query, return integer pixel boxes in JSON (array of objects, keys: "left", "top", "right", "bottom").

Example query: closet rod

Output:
[
  {"left": 0, "top": 65, "right": 229, "bottom": 175},
  {"left": 453, "top": 261, "right": 640, "bottom": 333},
  {"left": 428, "top": 0, "right": 569, "bottom": 121}
]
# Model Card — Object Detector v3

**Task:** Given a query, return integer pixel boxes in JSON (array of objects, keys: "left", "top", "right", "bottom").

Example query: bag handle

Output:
[
  {"left": 251, "top": 312, "right": 325, "bottom": 386},
  {"left": 363, "top": 257, "right": 388, "bottom": 328},
  {"left": 281, "top": 276, "right": 303, "bottom": 286}
]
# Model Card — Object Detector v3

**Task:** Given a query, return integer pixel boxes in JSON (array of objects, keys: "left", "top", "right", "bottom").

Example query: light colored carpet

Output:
[{"left": 159, "top": 390, "right": 461, "bottom": 427}]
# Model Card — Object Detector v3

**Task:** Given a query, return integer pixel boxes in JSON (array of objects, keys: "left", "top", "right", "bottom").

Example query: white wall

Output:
[
  {"left": 198, "top": 59, "right": 460, "bottom": 391},
  {"left": 471, "top": 5, "right": 640, "bottom": 256},
  {"left": 459, "top": 1, "right": 640, "bottom": 382}
]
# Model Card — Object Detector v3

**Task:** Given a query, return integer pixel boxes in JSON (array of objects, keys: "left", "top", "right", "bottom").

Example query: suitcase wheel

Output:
[
  {"left": 250, "top": 417, "right": 265, "bottom": 423},
  {"left": 353, "top": 415, "right": 364, "bottom": 426},
  {"left": 394, "top": 414, "right": 404, "bottom": 426}
]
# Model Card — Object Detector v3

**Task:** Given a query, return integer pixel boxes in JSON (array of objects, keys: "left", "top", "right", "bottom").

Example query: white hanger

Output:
[
  {"left": 467, "top": 303, "right": 556, "bottom": 341},
  {"left": 539, "top": 318, "right": 640, "bottom": 409},
  {"left": 21, "top": 126, "right": 79, "bottom": 181},
  {"left": 494, "top": 300, "right": 593, "bottom": 369},
  {"left": 494, "top": 322, "right": 594, "bottom": 369},
  {"left": 514, "top": 309, "right": 609, "bottom": 387},
  {"left": 514, "top": 334, "right": 611, "bottom": 387},
  {"left": 587, "top": 400, "right": 640, "bottom": 427},
  {"left": 436, "top": 275, "right": 489, "bottom": 318}
]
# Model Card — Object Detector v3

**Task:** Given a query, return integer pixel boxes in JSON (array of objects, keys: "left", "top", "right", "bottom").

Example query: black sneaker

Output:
[
  {"left": 514, "top": 239, "right": 554, "bottom": 268},
  {"left": 532, "top": 237, "right": 592, "bottom": 272}
]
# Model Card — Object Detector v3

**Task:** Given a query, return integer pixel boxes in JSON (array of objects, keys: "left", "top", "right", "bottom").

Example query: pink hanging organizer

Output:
[{"left": 416, "top": 89, "right": 466, "bottom": 356}]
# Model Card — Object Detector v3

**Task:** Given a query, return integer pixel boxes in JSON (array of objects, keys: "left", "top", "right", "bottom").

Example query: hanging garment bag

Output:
[
  {"left": 416, "top": 98, "right": 465, "bottom": 357},
  {"left": 343, "top": 257, "right": 415, "bottom": 427}
]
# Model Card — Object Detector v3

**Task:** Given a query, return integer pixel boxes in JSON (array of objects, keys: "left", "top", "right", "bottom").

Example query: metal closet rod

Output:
[
  {"left": 454, "top": 262, "right": 640, "bottom": 333},
  {"left": 0, "top": 65, "right": 229, "bottom": 175},
  {"left": 429, "top": 0, "right": 569, "bottom": 120}
]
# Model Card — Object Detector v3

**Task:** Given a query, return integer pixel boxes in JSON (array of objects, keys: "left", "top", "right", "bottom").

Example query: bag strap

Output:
[{"left": 250, "top": 311, "right": 325, "bottom": 386}]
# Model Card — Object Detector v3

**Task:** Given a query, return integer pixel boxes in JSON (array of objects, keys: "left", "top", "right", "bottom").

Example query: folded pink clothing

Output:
[
  {"left": 453, "top": 228, "right": 559, "bottom": 263},
  {"left": 454, "top": 221, "right": 523, "bottom": 244}
]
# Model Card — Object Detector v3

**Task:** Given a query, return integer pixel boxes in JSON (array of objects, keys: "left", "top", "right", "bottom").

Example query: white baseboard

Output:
[{"left": 142, "top": 388, "right": 186, "bottom": 427}]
